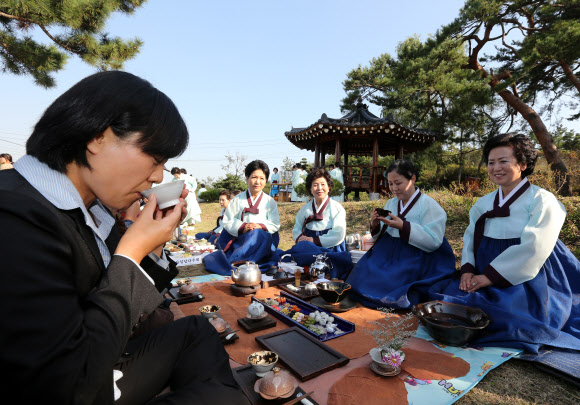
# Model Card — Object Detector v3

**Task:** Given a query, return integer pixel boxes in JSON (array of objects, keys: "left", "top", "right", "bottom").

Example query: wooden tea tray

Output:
[
  {"left": 207, "top": 312, "right": 239, "bottom": 345},
  {"left": 237, "top": 315, "right": 277, "bottom": 334},
  {"left": 261, "top": 273, "right": 310, "bottom": 289},
  {"left": 277, "top": 280, "right": 319, "bottom": 301},
  {"left": 232, "top": 364, "right": 319, "bottom": 405},
  {"left": 168, "top": 286, "right": 205, "bottom": 305},
  {"left": 256, "top": 327, "right": 349, "bottom": 381}
]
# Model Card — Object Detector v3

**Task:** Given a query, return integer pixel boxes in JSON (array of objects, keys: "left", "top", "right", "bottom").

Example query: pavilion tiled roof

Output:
[{"left": 285, "top": 103, "right": 437, "bottom": 156}]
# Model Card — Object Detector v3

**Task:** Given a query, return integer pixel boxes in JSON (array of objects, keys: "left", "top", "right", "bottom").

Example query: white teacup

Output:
[{"left": 141, "top": 180, "right": 184, "bottom": 209}]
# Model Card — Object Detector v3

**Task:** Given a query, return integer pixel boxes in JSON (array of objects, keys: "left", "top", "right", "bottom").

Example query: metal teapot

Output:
[
  {"left": 231, "top": 261, "right": 262, "bottom": 286},
  {"left": 310, "top": 253, "right": 333, "bottom": 278}
]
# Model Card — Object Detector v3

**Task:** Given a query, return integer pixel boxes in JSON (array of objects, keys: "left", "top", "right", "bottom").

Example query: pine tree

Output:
[{"left": 0, "top": 1, "right": 146, "bottom": 88}]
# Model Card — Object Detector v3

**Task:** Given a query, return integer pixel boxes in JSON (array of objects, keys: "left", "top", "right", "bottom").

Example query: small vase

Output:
[{"left": 369, "top": 347, "right": 403, "bottom": 377}]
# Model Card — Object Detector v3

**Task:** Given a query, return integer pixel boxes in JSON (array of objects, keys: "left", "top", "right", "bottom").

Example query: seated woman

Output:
[
  {"left": 429, "top": 133, "right": 580, "bottom": 353},
  {"left": 204, "top": 160, "right": 281, "bottom": 275},
  {"left": 279, "top": 168, "right": 352, "bottom": 279},
  {"left": 195, "top": 190, "right": 231, "bottom": 244},
  {"left": 347, "top": 159, "right": 455, "bottom": 309}
]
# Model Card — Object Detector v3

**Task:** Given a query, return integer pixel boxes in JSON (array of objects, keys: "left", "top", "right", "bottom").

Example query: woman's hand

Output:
[
  {"left": 115, "top": 194, "right": 185, "bottom": 263},
  {"left": 380, "top": 212, "right": 404, "bottom": 230},
  {"left": 243, "top": 223, "right": 261, "bottom": 233},
  {"left": 460, "top": 273, "right": 492, "bottom": 293},
  {"left": 297, "top": 235, "right": 314, "bottom": 243},
  {"left": 370, "top": 209, "right": 380, "bottom": 228}
]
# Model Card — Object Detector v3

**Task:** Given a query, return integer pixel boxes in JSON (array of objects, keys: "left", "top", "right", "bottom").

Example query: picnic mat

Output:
[{"left": 180, "top": 280, "right": 520, "bottom": 404}]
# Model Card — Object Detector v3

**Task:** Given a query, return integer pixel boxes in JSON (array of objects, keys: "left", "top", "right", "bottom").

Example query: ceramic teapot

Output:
[
  {"left": 248, "top": 301, "right": 265, "bottom": 318},
  {"left": 310, "top": 253, "right": 333, "bottom": 278},
  {"left": 305, "top": 282, "right": 318, "bottom": 295},
  {"left": 231, "top": 261, "right": 262, "bottom": 286}
]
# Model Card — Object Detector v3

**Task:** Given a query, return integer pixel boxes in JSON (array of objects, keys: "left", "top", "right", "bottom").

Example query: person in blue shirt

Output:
[
  {"left": 429, "top": 133, "right": 580, "bottom": 353},
  {"left": 347, "top": 159, "right": 456, "bottom": 309},
  {"left": 269, "top": 167, "right": 280, "bottom": 197}
]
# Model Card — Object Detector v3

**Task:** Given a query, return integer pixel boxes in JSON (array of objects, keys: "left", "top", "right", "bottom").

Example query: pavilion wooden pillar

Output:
[
  {"left": 397, "top": 145, "right": 404, "bottom": 159},
  {"left": 314, "top": 142, "right": 320, "bottom": 167},
  {"left": 321, "top": 151, "right": 326, "bottom": 167},
  {"left": 372, "top": 137, "right": 379, "bottom": 192},
  {"left": 334, "top": 138, "right": 342, "bottom": 165}
]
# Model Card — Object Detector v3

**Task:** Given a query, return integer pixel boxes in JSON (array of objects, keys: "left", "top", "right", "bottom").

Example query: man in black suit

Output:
[{"left": 0, "top": 71, "right": 248, "bottom": 404}]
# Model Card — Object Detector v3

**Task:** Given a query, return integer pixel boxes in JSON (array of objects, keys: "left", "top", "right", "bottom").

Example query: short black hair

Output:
[
  {"left": 329, "top": 164, "right": 335, "bottom": 169},
  {"left": 386, "top": 159, "right": 419, "bottom": 181},
  {"left": 200, "top": 183, "right": 205, "bottom": 188},
  {"left": 244, "top": 159, "right": 270, "bottom": 180},
  {"left": 27, "top": 71, "right": 188, "bottom": 173},
  {"left": 0, "top": 153, "right": 12, "bottom": 163},
  {"left": 483, "top": 133, "right": 537, "bottom": 177},
  {"left": 273, "top": 167, "right": 278, "bottom": 172},
  {"left": 180, "top": 168, "right": 187, "bottom": 174},
  {"left": 305, "top": 168, "right": 333, "bottom": 196},
  {"left": 171, "top": 167, "right": 181, "bottom": 175},
  {"left": 296, "top": 163, "right": 302, "bottom": 169},
  {"left": 218, "top": 190, "right": 232, "bottom": 199},
  {"left": 232, "top": 190, "right": 242, "bottom": 196}
]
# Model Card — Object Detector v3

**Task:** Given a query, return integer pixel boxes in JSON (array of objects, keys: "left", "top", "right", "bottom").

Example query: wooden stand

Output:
[{"left": 237, "top": 315, "right": 277, "bottom": 334}]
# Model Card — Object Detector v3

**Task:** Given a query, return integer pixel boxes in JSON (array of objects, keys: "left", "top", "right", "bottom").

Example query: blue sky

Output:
[{"left": 1, "top": 1, "right": 574, "bottom": 182}]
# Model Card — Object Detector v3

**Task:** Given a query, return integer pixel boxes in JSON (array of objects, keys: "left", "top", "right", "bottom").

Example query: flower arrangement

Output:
[{"left": 365, "top": 308, "right": 416, "bottom": 369}]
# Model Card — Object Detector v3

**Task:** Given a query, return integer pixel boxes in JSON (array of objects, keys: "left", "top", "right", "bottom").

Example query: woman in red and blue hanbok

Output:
[
  {"left": 429, "top": 133, "right": 580, "bottom": 353},
  {"left": 204, "top": 160, "right": 281, "bottom": 275},
  {"left": 347, "top": 160, "right": 455, "bottom": 309},
  {"left": 277, "top": 168, "right": 352, "bottom": 279},
  {"left": 195, "top": 190, "right": 231, "bottom": 244}
]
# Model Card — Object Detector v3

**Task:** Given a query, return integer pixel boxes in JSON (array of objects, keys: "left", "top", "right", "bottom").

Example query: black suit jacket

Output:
[{"left": 0, "top": 169, "right": 178, "bottom": 404}]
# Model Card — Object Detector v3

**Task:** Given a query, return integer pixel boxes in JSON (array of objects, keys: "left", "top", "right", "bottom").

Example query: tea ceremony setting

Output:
[{"left": 1, "top": 1, "right": 580, "bottom": 404}]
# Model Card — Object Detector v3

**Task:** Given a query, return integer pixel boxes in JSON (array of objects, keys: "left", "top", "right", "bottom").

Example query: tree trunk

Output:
[{"left": 560, "top": 59, "right": 580, "bottom": 95}]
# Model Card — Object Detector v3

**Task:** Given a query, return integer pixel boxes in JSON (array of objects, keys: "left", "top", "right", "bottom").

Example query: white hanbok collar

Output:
[
  {"left": 499, "top": 178, "right": 528, "bottom": 207},
  {"left": 313, "top": 196, "right": 329, "bottom": 213},
  {"left": 399, "top": 187, "right": 420, "bottom": 214},
  {"left": 249, "top": 191, "right": 263, "bottom": 205}
]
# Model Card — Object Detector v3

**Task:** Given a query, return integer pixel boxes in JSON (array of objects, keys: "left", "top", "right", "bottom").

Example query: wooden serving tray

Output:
[
  {"left": 255, "top": 327, "right": 349, "bottom": 381},
  {"left": 277, "top": 280, "right": 320, "bottom": 300},
  {"left": 232, "top": 364, "right": 319, "bottom": 405},
  {"left": 261, "top": 273, "right": 310, "bottom": 289},
  {"left": 167, "top": 286, "right": 205, "bottom": 305}
]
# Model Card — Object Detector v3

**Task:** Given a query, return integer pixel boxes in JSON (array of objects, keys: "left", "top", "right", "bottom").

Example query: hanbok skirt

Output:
[
  {"left": 195, "top": 231, "right": 218, "bottom": 244},
  {"left": 203, "top": 229, "right": 280, "bottom": 276},
  {"left": 275, "top": 228, "right": 353, "bottom": 279},
  {"left": 269, "top": 184, "right": 279, "bottom": 197},
  {"left": 347, "top": 233, "right": 456, "bottom": 309},
  {"left": 428, "top": 236, "right": 580, "bottom": 353}
]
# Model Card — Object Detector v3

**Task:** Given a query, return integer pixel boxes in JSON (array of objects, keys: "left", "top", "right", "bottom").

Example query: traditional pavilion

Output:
[{"left": 285, "top": 103, "right": 437, "bottom": 197}]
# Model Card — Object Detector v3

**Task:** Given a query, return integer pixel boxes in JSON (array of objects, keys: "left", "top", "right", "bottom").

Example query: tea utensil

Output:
[
  {"left": 224, "top": 330, "right": 240, "bottom": 341},
  {"left": 281, "top": 391, "right": 314, "bottom": 405}
]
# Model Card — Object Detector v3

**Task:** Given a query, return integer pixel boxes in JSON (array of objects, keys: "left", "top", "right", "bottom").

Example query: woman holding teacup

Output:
[
  {"left": 204, "top": 160, "right": 281, "bottom": 274},
  {"left": 429, "top": 133, "right": 580, "bottom": 353},
  {"left": 347, "top": 159, "right": 455, "bottom": 309}
]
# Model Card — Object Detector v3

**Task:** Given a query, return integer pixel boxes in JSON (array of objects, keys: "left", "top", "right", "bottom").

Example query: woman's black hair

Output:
[
  {"left": 170, "top": 167, "right": 181, "bottom": 175},
  {"left": 180, "top": 168, "right": 187, "bottom": 174},
  {"left": 273, "top": 167, "right": 278, "bottom": 172},
  {"left": 26, "top": 71, "right": 189, "bottom": 173},
  {"left": 483, "top": 133, "right": 537, "bottom": 177},
  {"left": 0, "top": 153, "right": 13, "bottom": 163},
  {"left": 305, "top": 168, "right": 333, "bottom": 196},
  {"left": 386, "top": 159, "right": 419, "bottom": 181},
  {"left": 245, "top": 159, "right": 270, "bottom": 180},
  {"left": 200, "top": 183, "right": 205, "bottom": 188},
  {"left": 218, "top": 189, "right": 232, "bottom": 199}
]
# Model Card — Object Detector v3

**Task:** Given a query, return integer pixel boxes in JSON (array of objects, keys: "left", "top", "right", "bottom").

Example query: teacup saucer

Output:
[{"left": 370, "top": 361, "right": 401, "bottom": 377}]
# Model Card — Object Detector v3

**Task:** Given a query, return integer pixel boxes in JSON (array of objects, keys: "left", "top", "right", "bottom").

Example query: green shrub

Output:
[{"left": 199, "top": 188, "right": 224, "bottom": 202}]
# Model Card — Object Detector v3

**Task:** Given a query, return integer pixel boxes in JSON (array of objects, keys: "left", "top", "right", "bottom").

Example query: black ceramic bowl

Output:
[
  {"left": 316, "top": 282, "right": 351, "bottom": 304},
  {"left": 412, "top": 300, "right": 490, "bottom": 346}
]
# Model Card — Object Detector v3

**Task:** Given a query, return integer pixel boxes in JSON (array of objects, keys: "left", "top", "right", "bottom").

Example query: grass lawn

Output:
[{"left": 189, "top": 195, "right": 580, "bottom": 404}]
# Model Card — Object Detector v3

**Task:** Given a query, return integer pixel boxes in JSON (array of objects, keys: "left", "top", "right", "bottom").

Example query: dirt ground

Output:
[{"left": 184, "top": 199, "right": 580, "bottom": 404}]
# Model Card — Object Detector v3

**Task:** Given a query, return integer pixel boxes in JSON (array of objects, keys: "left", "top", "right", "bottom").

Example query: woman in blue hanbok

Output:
[
  {"left": 347, "top": 160, "right": 455, "bottom": 309},
  {"left": 269, "top": 167, "right": 280, "bottom": 198},
  {"left": 278, "top": 168, "right": 352, "bottom": 279},
  {"left": 204, "top": 160, "right": 281, "bottom": 275},
  {"left": 195, "top": 190, "right": 231, "bottom": 244},
  {"left": 429, "top": 133, "right": 580, "bottom": 353}
]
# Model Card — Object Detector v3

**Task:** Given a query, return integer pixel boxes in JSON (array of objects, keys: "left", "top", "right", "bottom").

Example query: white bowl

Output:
[
  {"left": 248, "top": 351, "right": 279, "bottom": 377},
  {"left": 141, "top": 180, "right": 184, "bottom": 209}
]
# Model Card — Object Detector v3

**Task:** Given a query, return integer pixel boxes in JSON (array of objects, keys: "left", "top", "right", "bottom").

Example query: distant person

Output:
[
  {"left": 269, "top": 167, "right": 280, "bottom": 197},
  {"left": 196, "top": 190, "right": 231, "bottom": 244},
  {"left": 0, "top": 71, "right": 247, "bottom": 403},
  {"left": 179, "top": 168, "right": 202, "bottom": 225},
  {"left": 204, "top": 160, "right": 281, "bottom": 275},
  {"left": 232, "top": 189, "right": 242, "bottom": 197},
  {"left": 329, "top": 163, "right": 345, "bottom": 202},
  {"left": 197, "top": 183, "right": 208, "bottom": 202},
  {"left": 0, "top": 153, "right": 13, "bottom": 170},
  {"left": 291, "top": 163, "right": 308, "bottom": 202}
]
